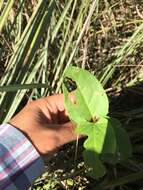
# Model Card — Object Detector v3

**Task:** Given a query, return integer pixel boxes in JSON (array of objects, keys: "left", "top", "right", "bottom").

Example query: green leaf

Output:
[
  {"left": 63, "top": 66, "right": 132, "bottom": 179},
  {"left": 110, "top": 118, "right": 132, "bottom": 160},
  {"left": 77, "top": 118, "right": 116, "bottom": 155},
  {"left": 0, "top": 83, "right": 49, "bottom": 92},
  {"left": 83, "top": 150, "right": 106, "bottom": 179},
  {"left": 63, "top": 66, "right": 109, "bottom": 124},
  {"left": 78, "top": 118, "right": 116, "bottom": 179},
  {"left": 63, "top": 66, "right": 112, "bottom": 179}
]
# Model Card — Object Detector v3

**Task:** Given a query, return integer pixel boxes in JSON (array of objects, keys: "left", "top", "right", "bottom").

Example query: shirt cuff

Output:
[{"left": 0, "top": 123, "right": 45, "bottom": 190}]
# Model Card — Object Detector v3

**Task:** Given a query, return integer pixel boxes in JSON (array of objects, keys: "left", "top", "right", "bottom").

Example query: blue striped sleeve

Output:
[{"left": 0, "top": 124, "right": 45, "bottom": 190}]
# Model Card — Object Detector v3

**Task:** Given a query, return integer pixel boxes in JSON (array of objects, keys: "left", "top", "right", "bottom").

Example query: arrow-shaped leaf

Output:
[{"left": 62, "top": 66, "right": 132, "bottom": 179}]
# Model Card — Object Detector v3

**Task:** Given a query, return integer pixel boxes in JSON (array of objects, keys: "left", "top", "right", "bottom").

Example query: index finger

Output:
[{"left": 44, "top": 93, "right": 75, "bottom": 124}]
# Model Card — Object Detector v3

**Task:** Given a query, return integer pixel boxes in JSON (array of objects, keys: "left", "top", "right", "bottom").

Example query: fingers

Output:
[
  {"left": 45, "top": 94, "right": 68, "bottom": 123},
  {"left": 46, "top": 93, "right": 76, "bottom": 111},
  {"left": 44, "top": 93, "right": 76, "bottom": 124}
]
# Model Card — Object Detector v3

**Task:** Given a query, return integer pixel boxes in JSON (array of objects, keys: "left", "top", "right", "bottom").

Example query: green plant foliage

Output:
[
  {"left": 0, "top": 0, "right": 14, "bottom": 32},
  {"left": 110, "top": 118, "right": 132, "bottom": 159},
  {"left": 63, "top": 66, "right": 109, "bottom": 123},
  {"left": 63, "top": 66, "right": 132, "bottom": 179}
]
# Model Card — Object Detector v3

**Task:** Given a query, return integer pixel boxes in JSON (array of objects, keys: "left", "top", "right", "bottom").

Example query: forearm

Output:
[{"left": 0, "top": 124, "right": 44, "bottom": 190}]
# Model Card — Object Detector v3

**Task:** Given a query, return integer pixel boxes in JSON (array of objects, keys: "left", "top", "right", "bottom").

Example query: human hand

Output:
[{"left": 10, "top": 94, "right": 77, "bottom": 155}]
